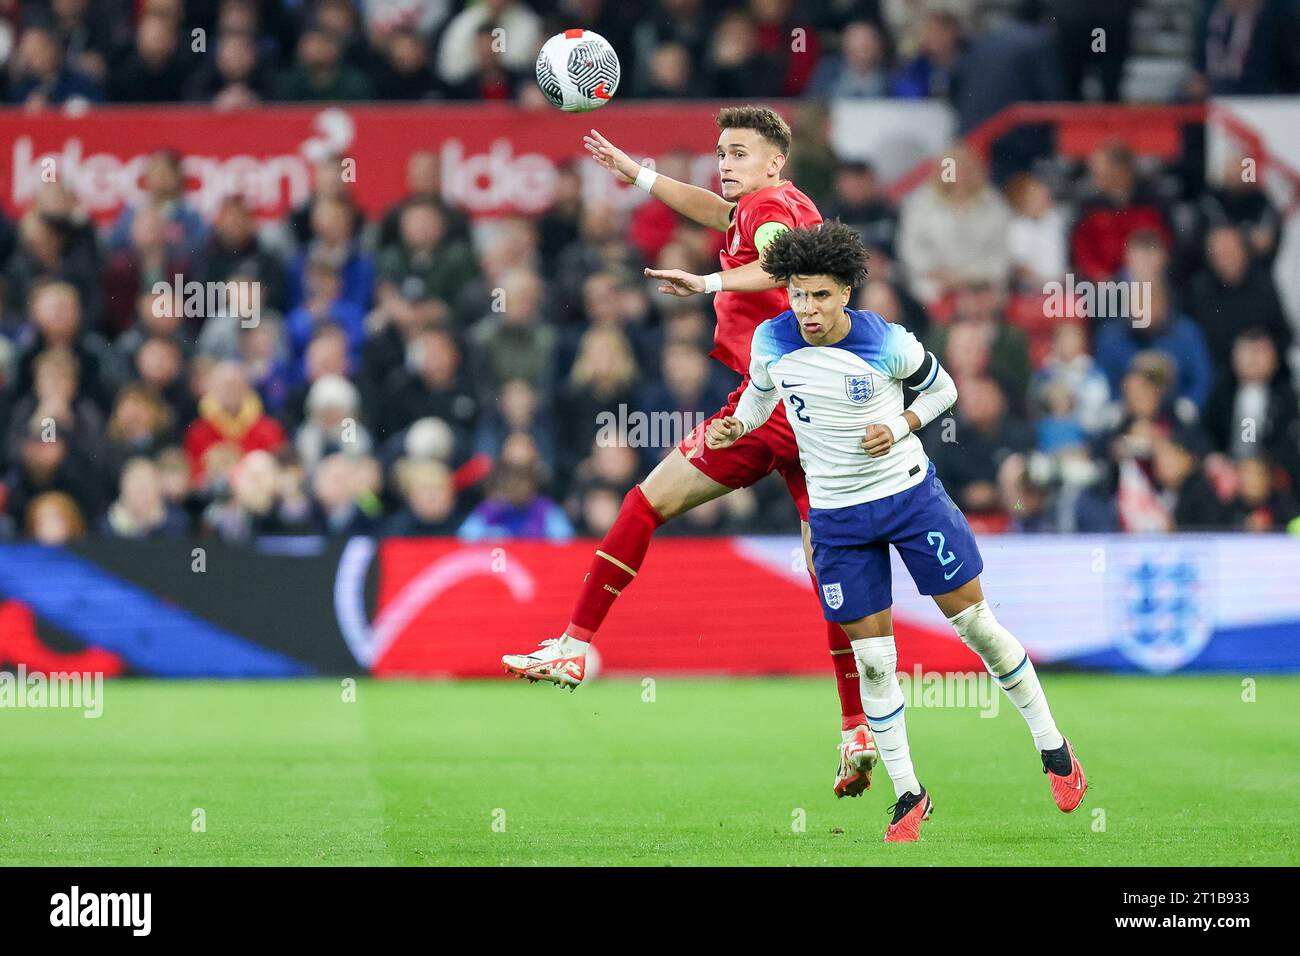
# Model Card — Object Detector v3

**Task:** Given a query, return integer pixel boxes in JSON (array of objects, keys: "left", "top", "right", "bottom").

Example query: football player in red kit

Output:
[{"left": 502, "top": 106, "right": 878, "bottom": 797}]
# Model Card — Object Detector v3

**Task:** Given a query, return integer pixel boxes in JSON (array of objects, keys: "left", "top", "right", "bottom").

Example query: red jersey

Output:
[{"left": 711, "top": 181, "right": 822, "bottom": 375}]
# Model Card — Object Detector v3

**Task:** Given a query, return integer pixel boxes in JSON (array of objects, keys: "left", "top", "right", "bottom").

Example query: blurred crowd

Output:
[
  {"left": 2, "top": 0, "right": 1298, "bottom": 112},
  {"left": 0, "top": 0, "right": 1297, "bottom": 545}
]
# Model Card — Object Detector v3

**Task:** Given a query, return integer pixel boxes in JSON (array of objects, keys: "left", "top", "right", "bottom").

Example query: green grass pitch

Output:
[{"left": 2, "top": 674, "right": 1297, "bottom": 866}]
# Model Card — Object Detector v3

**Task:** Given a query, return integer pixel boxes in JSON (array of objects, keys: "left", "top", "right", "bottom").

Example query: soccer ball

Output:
[{"left": 535, "top": 29, "right": 620, "bottom": 112}]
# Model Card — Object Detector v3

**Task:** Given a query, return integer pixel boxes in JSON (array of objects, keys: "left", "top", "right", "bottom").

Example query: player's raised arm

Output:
[{"left": 584, "top": 128, "right": 734, "bottom": 232}]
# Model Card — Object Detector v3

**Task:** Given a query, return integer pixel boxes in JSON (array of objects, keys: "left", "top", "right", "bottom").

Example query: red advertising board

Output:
[
  {"left": 0, "top": 102, "right": 739, "bottom": 225},
  {"left": 370, "top": 538, "right": 982, "bottom": 677}
]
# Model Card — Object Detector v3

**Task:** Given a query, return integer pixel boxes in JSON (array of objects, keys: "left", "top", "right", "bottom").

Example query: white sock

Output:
[
  {"left": 852, "top": 636, "right": 921, "bottom": 799},
  {"left": 553, "top": 635, "right": 589, "bottom": 656},
  {"left": 948, "top": 602, "right": 1064, "bottom": 753}
]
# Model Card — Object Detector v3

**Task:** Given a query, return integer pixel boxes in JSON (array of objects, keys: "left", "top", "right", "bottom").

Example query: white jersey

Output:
[{"left": 744, "top": 308, "right": 938, "bottom": 509}]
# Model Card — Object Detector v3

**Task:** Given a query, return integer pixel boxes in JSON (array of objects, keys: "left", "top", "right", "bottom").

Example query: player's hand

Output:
[
  {"left": 583, "top": 129, "right": 640, "bottom": 183},
  {"left": 861, "top": 424, "right": 894, "bottom": 457},
  {"left": 705, "top": 416, "right": 744, "bottom": 449},
  {"left": 645, "top": 268, "right": 705, "bottom": 297}
]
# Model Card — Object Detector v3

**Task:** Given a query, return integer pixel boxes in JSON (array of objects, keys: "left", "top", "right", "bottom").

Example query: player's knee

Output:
[
  {"left": 850, "top": 636, "right": 897, "bottom": 685},
  {"left": 947, "top": 600, "right": 1024, "bottom": 675}
]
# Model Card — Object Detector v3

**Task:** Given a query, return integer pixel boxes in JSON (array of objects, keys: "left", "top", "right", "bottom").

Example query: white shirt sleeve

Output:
[{"left": 733, "top": 329, "right": 780, "bottom": 436}]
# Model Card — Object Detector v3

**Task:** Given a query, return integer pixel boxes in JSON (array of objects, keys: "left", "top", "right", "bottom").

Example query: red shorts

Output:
[{"left": 678, "top": 379, "right": 810, "bottom": 521}]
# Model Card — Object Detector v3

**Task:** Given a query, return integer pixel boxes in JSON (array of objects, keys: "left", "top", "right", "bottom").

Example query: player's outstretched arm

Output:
[
  {"left": 645, "top": 259, "right": 781, "bottom": 298},
  {"left": 585, "top": 129, "right": 734, "bottom": 232}
]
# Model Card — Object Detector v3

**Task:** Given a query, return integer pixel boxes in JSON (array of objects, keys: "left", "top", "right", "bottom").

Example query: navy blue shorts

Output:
[{"left": 809, "top": 462, "right": 983, "bottom": 622}]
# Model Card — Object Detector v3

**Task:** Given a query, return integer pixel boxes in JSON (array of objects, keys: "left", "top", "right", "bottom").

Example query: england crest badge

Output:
[
  {"left": 845, "top": 373, "right": 874, "bottom": 405},
  {"left": 822, "top": 582, "right": 844, "bottom": 610}
]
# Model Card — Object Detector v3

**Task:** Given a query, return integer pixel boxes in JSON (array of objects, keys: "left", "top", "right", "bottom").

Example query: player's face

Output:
[
  {"left": 716, "top": 129, "right": 783, "bottom": 200},
  {"left": 788, "top": 275, "right": 851, "bottom": 344}
]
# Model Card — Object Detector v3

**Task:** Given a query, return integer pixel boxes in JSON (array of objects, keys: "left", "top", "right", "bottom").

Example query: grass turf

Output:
[{"left": 1, "top": 674, "right": 1296, "bottom": 866}]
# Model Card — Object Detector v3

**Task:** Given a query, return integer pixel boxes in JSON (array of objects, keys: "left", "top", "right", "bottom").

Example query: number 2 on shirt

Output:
[{"left": 788, "top": 393, "right": 811, "bottom": 423}]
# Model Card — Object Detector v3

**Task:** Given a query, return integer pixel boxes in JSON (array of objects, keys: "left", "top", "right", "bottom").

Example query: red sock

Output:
[
  {"left": 809, "top": 569, "right": 867, "bottom": 730},
  {"left": 565, "top": 485, "right": 665, "bottom": 640},
  {"left": 828, "top": 620, "right": 867, "bottom": 731}
]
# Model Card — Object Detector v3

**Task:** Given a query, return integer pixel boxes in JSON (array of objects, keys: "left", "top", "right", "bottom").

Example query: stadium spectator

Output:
[
  {"left": 458, "top": 434, "right": 573, "bottom": 542},
  {"left": 25, "top": 489, "right": 88, "bottom": 545},
  {"left": 1188, "top": 224, "right": 1293, "bottom": 362},
  {"left": 1051, "top": 0, "right": 1133, "bottom": 102},
  {"left": 33, "top": 0, "right": 123, "bottom": 89},
  {"left": 1005, "top": 172, "right": 1067, "bottom": 289},
  {"left": 382, "top": 458, "right": 460, "bottom": 536},
  {"left": 705, "top": 10, "right": 781, "bottom": 98},
  {"left": 1227, "top": 454, "right": 1298, "bottom": 531},
  {"left": 435, "top": 0, "right": 541, "bottom": 88},
  {"left": 99, "top": 456, "right": 187, "bottom": 539},
  {"left": 923, "top": 375, "right": 1033, "bottom": 524},
  {"left": 750, "top": 0, "right": 822, "bottom": 95},
  {"left": 1151, "top": 429, "right": 1232, "bottom": 530},
  {"left": 929, "top": 280, "right": 1032, "bottom": 411},
  {"left": 7, "top": 23, "right": 103, "bottom": 107},
  {"left": 890, "top": 10, "right": 964, "bottom": 99},
  {"left": 1189, "top": 0, "right": 1300, "bottom": 97},
  {"left": 195, "top": 196, "right": 287, "bottom": 316},
  {"left": 808, "top": 20, "right": 889, "bottom": 98},
  {"left": 3, "top": 425, "right": 102, "bottom": 528},
  {"left": 377, "top": 150, "right": 470, "bottom": 255},
  {"left": 295, "top": 374, "right": 372, "bottom": 473},
  {"left": 1204, "top": 329, "right": 1300, "bottom": 477},
  {"left": 1195, "top": 152, "right": 1283, "bottom": 265},
  {"left": 376, "top": 327, "right": 478, "bottom": 446},
  {"left": 183, "top": 360, "right": 287, "bottom": 486},
  {"left": 949, "top": 7, "right": 1065, "bottom": 178},
  {"left": 106, "top": 150, "right": 208, "bottom": 257},
  {"left": 636, "top": 340, "right": 731, "bottom": 470},
  {"left": 823, "top": 161, "right": 899, "bottom": 260},
  {"left": 201, "top": 447, "right": 284, "bottom": 542},
  {"left": 4, "top": 210, "right": 102, "bottom": 329},
  {"left": 102, "top": 203, "right": 191, "bottom": 339},
  {"left": 1030, "top": 322, "right": 1112, "bottom": 436},
  {"left": 287, "top": 196, "right": 375, "bottom": 314},
  {"left": 898, "top": 145, "right": 1010, "bottom": 305},
  {"left": 102, "top": 383, "right": 178, "bottom": 485},
  {"left": 640, "top": 41, "right": 694, "bottom": 98},
  {"left": 287, "top": 156, "right": 367, "bottom": 247},
  {"left": 555, "top": 325, "right": 640, "bottom": 476},
  {"left": 286, "top": 256, "right": 367, "bottom": 370},
  {"left": 109, "top": 10, "right": 191, "bottom": 103},
  {"left": 184, "top": 28, "right": 274, "bottom": 107},
  {"left": 282, "top": 324, "right": 351, "bottom": 430},
  {"left": 363, "top": 0, "right": 452, "bottom": 41},
  {"left": 1070, "top": 142, "right": 1171, "bottom": 283},
  {"left": 3, "top": 347, "right": 104, "bottom": 475},
  {"left": 132, "top": 336, "right": 194, "bottom": 427},
  {"left": 372, "top": 27, "right": 441, "bottom": 100},
  {"left": 12, "top": 282, "right": 120, "bottom": 413},
  {"left": 378, "top": 200, "right": 478, "bottom": 319},
  {"left": 1094, "top": 280, "right": 1214, "bottom": 411},
  {"left": 444, "top": 22, "right": 522, "bottom": 100},
  {"left": 573, "top": 479, "right": 623, "bottom": 537},
  {"left": 467, "top": 268, "right": 555, "bottom": 398},
  {"left": 277, "top": 26, "right": 373, "bottom": 102}
]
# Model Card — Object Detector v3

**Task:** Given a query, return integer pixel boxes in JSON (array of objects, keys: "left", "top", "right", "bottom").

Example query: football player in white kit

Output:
[{"left": 707, "top": 222, "right": 1087, "bottom": 843}]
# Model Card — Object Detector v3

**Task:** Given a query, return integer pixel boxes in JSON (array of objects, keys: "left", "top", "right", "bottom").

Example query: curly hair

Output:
[
  {"left": 715, "top": 106, "right": 792, "bottom": 154},
  {"left": 761, "top": 221, "right": 870, "bottom": 289}
]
